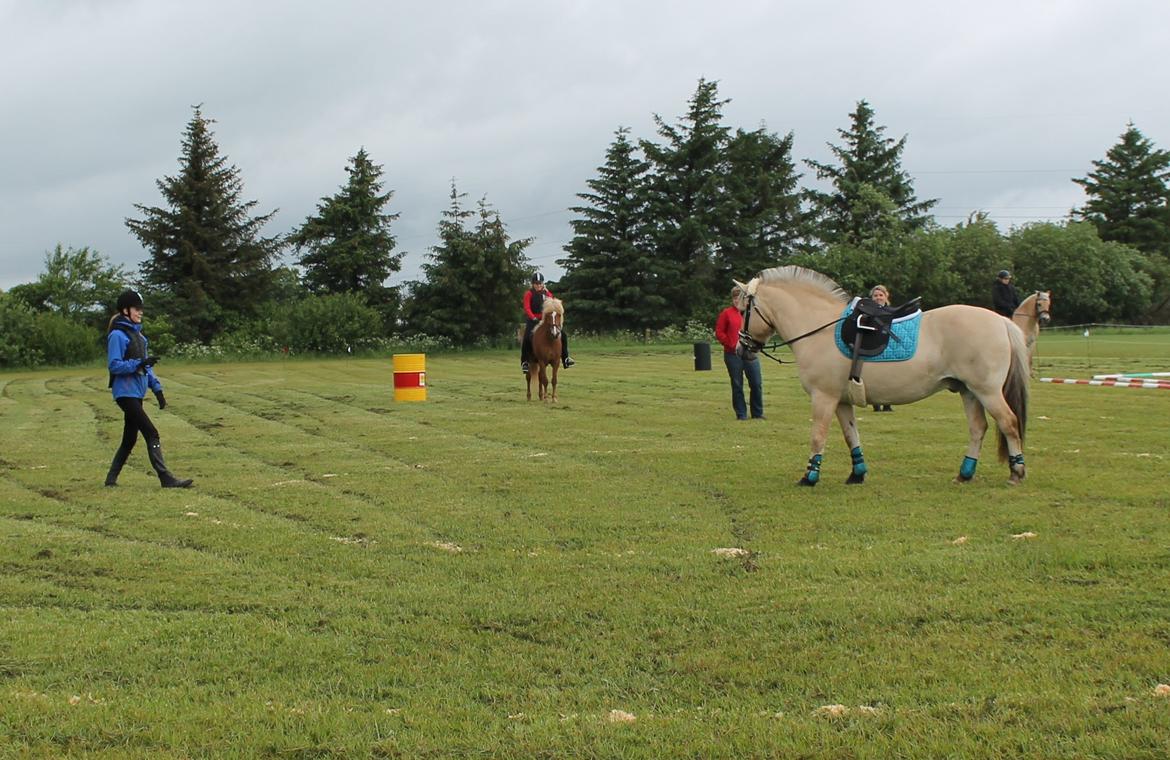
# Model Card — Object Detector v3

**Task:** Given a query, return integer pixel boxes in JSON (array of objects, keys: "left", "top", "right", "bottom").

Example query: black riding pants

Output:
[{"left": 115, "top": 396, "right": 159, "bottom": 450}]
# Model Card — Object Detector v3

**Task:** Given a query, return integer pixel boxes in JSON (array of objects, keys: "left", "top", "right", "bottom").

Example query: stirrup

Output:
[{"left": 563, "top": 357, "right": 575, "bottom": 368}]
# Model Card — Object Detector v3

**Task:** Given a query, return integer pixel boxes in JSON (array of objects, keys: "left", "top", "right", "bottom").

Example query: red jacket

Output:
[
  {"left": 715, "top": 306, "right": 743, "bottom": 353},
  {"left": 523, "top": 288, "right": 555, "bottom": 320}
]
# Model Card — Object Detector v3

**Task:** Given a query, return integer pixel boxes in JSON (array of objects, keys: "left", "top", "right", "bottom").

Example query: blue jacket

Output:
[{"left": 107, "top": 319, "right": 162, "bottom": 400}]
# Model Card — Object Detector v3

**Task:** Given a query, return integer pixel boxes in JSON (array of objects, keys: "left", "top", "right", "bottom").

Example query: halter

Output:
[{"left": 736, "top": 292, "right": 845, "bottom": 365}]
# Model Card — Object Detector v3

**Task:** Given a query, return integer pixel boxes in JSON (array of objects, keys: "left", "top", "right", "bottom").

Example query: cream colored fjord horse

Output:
[
  {"left": 1011, "top": 290, "right": 1052, "bottom": 369},
  {"left": 734, "top": 266, "right": 1030, "bottom": 486}
]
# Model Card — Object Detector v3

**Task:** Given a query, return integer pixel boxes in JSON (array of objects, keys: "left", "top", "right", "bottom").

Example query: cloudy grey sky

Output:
[{"left": 2, "top": 0, "right": 1167, "bottom": 291}]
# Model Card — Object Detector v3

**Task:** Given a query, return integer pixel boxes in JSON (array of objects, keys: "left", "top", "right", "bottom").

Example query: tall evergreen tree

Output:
[
  {"left": 126, "top": 106, "right": 281, "bottom": 342},
  {"left": 641, "top": 78, "right": 731, "bottom": 322},
  {"left": 289, "top": 147, "right": 403, "bottom": 324},
  {"left": 1073, "top": 122, "right": 1170, "bottom": 257},
  {"left": 714, "top": 126, "right": 805, "bottom": 282},
  {"left": 557, "top": 127, "right": 668, "bottom": 331},
  {"left": 404, "top": 184, "right": 531, "bottom": 345},
  {"left": 806, "top": 100, "right": 937, "bottom": 247}
]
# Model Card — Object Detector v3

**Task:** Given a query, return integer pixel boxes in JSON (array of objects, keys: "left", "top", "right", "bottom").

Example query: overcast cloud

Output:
[{"left": 2, "top": 0, "right": 1167, "bottom": 291}]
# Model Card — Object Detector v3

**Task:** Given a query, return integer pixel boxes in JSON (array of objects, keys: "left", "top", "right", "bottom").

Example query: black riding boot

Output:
[
  {"left": 104, "top": 445, "right": 133, "bottom": 487},
  {"left": 147, "top": 440, "right": 193, "bottom": 488}
]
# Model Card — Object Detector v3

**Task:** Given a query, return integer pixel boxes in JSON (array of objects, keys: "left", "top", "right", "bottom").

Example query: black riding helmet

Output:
[
  {"left": 531, "top": 272, "right": 545, "bottom": 284},
  {"left": 116, "top": 289, "right": 144, "bottom": 311}
]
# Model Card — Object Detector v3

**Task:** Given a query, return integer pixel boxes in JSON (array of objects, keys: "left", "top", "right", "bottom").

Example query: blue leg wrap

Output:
[
  {"left": 959, "top": 456, "right": 978, "bottom": 480},
  {"left": 805, "top": 453, "right": 823, "bottom": 484},
  {"left": 1008, "top": 453, "right": 1024, "bottom": 468},
  {"left": 850, "top": 446, "right": 867, "bottom": 476}
]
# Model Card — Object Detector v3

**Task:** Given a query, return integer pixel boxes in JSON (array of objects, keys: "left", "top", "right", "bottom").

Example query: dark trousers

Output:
[
  {"left": 116, "top": 396, "right": 159, "bottom": 449},
  {"left": 723, "top": 351, "right": 763, "bottom": 419},
  {"left": 521, "top": 320, "right": 569, "bottom": 363}
]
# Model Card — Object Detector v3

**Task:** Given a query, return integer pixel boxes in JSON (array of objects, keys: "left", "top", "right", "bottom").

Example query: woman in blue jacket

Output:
[{"left": 105, "top": 289, "right": 192, "bottom": 488}]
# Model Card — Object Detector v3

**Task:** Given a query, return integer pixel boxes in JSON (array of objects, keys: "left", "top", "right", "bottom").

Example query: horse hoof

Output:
[
  {"left": 845, "top": 473, "right": 865, "bottom": 485},
  {"left": 798, "top": 476, "right": 818, "bottom": 487},
  {"left": 953, "top": 475, "right": 972, "bottom": 484}
]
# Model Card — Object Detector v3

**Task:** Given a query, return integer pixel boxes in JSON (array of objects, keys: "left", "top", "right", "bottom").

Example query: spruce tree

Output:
[
  {"left": 641, "top": 78, "right": 731, "bottom": 322},
  {"left": 289, "top": 148, "right": 403, "bottom": 324},
  {"left": 558, "top": 127, "right": 668, "bottom": 331},
  {"left": 126, "top": 106, "right": 281, "bottom": 341},
  {"left": 1073, "top": 122, "right": 1170, "bottom": 257},
  {"left": 404, "top": 184, "right": 530, "bottom": 345},
  {"left": 806, "top": 100, "right": 937, "bottom": 247},
  {"left": 715, "top": 126, "right": 805, "bottom": 283}
]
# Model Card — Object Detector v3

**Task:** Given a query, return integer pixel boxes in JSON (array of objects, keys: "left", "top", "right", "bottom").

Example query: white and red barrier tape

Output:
[{"left": 1040, "top": 377, "right": 1170, "bottom": 389}]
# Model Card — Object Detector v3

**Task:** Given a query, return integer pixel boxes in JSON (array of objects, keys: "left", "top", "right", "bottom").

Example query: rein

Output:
[{"left": 738, "top": 294, "right": 845, "bottom": 365}]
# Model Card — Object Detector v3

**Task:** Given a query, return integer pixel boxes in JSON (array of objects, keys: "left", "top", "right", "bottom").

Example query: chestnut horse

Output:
[
  {"left": 735, "top": 266, "right": 1030, "bottom": 486},
  {"left": 527, "top": 297, "right": 563, "bottom": 402}
]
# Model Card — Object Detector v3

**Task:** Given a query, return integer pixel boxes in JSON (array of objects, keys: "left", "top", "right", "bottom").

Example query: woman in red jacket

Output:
[
  {"left": 714, "top": 286, "right": 763, "bottom": 420},
  {"left": 520, "top": 272, "right": 575, "bottom": 373}
]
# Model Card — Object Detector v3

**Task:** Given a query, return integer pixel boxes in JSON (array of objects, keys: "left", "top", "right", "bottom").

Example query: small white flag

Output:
[{"left": 1083, "top": 329, "right": 1090, "bottom": 337}]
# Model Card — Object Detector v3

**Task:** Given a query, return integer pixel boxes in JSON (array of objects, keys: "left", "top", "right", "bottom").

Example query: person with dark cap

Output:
[
  {"left": 104, "top": 289, "right": 193, "bottom": 488},
  {"left": 992, "top": 269, "right": 1021, "bottom": 317},
  {"left": 520, "top": 272, "right": 574, "bottom": 373}
]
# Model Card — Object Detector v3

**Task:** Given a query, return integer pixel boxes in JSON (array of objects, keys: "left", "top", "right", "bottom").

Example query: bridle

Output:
[
  {"left": 736, "top": 291, "right": 845, "bottom": 365},
  {"left": 1034, "top": 291, "right": 1052, "bottom": 325}
]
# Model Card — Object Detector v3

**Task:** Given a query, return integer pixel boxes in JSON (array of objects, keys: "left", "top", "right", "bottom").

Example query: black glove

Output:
[
  {"left": 153, "top": 390, "right": 167, "bottom": 410},
  {"left": 142, "top": 355, "right": 159, "bottom": 368}
]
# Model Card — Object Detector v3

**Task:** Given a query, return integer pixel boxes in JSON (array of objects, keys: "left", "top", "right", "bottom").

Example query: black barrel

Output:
[{"left": 693, "top": 341, "right": 712, "bottom": 371}]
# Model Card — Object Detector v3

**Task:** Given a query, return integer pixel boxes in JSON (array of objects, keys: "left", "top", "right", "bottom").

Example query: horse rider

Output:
[
  {"left": 867, "top": 284, "right": 893, "bottom": 413},
  {"left": 992, "top": 269, "right": 1021, "bottom": 317},
  {"left": 520, "top": 272, "right": 575, "bottom": 373}
]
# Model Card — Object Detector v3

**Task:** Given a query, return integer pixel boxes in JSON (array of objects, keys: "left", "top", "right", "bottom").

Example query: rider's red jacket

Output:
[{"left": 523, "top": 288, "right": 555, "bottom": 320}]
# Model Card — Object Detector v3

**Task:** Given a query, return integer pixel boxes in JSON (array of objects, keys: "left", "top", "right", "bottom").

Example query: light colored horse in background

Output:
[
  {"left": 735, "top": 266, "right": 1030, "bottom": 485},
  {"left": 527, "top": 297, "right": 563, "bottom": 403},
  {"left": 1011, "top": 290, "right": 1052, "bottom": 369}
]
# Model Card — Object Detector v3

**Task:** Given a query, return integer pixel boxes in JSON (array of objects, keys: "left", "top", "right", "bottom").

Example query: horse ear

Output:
[{"left": 736, "top": 278, "right": 759, "bottom": 296}]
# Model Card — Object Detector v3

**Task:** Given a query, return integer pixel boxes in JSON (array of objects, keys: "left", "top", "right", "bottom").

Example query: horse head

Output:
[
  {"left": 733, "top": 277, "right": 765, "bottom": 361},
  {"left": 1035, "top": 291, "right": 1052, "bottom": 325},
  {"left": 539, "top": 298, "right": 564, "bottom": 340}
]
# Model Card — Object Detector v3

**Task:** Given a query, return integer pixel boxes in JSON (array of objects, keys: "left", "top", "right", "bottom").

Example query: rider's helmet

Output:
[
  {"left": 116, "top": 289, "right": 144, "bottom": 311},
  {"left": 531, "top": 272, "right": 545, "bottom": 284},
  {"left": 997, "top": 270, "right": 1011, "bottom": 279}
]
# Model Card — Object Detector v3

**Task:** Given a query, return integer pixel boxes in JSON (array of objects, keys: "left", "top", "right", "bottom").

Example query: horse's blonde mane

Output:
[
  {"left": 755, "top": 265, "right": 849, "bottom": 303},
  {"left": 542, "top": 297, "right": 564, "bottom": 316}
]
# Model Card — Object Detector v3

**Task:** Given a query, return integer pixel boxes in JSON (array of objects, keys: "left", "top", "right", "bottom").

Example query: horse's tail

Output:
[{"left": 997, "top": 321, "right": 1029, "bottom": 462}]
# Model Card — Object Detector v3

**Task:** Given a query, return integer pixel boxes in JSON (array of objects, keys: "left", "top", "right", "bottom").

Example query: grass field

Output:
[{"left": 2, "top": 331, "right": 1169, "bottom": 758}]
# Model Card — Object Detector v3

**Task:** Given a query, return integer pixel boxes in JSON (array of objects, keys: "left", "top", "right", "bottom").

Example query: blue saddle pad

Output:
[{"left": 834, "top": 300, "right": 922, "bottom": 362}]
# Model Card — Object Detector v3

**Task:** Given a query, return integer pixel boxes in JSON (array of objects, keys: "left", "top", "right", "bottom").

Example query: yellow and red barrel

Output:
[{"left": 392, "top": 353, "right": 427, "bottom": 401}]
